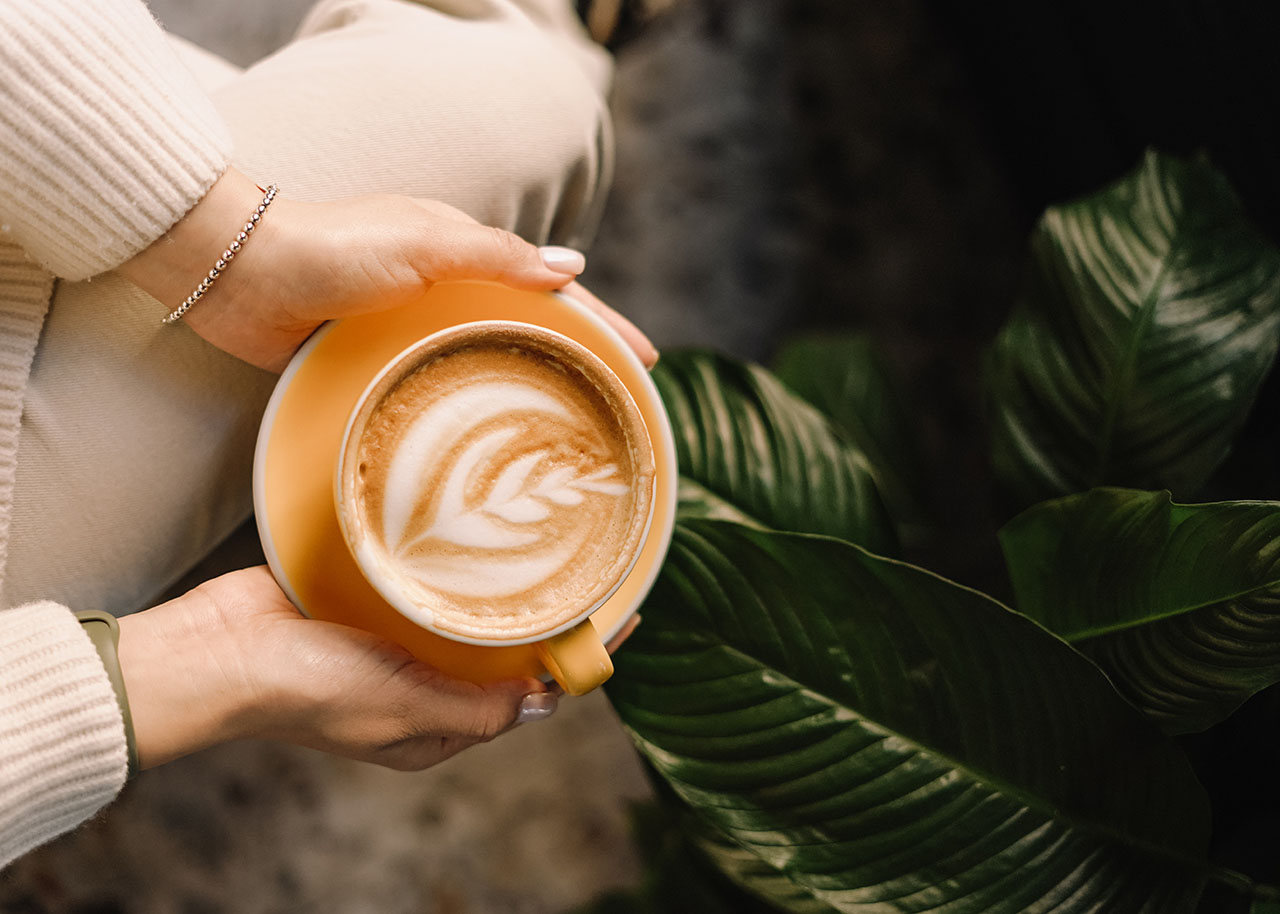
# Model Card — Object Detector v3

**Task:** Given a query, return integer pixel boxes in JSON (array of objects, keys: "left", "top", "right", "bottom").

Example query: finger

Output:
[
  {"left": 556, "top": 282, "right": 659, "bottom": 368},
  {"left": 405, "top": 204, "right": 657, "bottom": 367},
  {"left": 417, "top": 219, "right": 586, "bottom": 290},
  {"left": 408, "top": 672, "right": 557, "bottom": 744},
  {"left": 383, "top": 679, "right": 552, "bottom": 767}
]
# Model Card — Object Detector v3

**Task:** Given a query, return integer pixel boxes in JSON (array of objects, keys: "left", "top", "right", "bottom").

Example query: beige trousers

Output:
[{"left": 3, "top": 0, "right": 613, "bottom": 612}]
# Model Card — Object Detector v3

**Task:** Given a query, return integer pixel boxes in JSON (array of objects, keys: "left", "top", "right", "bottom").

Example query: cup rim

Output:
[{"left": 332, "top": 318, "right": 658, "bottom": 647}]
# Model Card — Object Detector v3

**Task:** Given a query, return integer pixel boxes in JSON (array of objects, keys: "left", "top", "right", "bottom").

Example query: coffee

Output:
[{"left": 339, "top": 323, "right": 656, "bottom": 642}]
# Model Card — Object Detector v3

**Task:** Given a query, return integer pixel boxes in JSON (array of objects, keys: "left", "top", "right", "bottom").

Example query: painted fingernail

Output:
[
  {"left": 539, "top": 245, "right": 586, "bottom": 275},
  {"left": 516, "top": 691, "right": 558, "bottom": 723}
]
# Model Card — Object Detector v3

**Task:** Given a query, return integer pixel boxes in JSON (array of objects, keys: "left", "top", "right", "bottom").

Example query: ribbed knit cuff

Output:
[
  {"left": 0, "top": 0, "right": 232, "bottom": 279},
  {"left": 0, "top": 602, "right": 129, "bottom": 869},
  {"left": 0, "top": 246, "right": 53, "bottom": 604}
]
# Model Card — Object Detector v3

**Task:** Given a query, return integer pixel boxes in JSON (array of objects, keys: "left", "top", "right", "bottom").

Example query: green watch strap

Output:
[{"left": 75, "top": 610, "right": 139, "bottom": 780}]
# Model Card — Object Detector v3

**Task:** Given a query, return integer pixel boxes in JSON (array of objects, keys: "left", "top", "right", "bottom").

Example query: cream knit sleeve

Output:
[
  {"left": 0, "top": 0, "right": 233, "bottom": 280},
  {"left": 0, "top": 603, "right": 128, "bottom": 869}
]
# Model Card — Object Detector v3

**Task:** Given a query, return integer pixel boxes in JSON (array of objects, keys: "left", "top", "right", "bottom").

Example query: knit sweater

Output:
[{"left": 0, "top": 0, "right": 232, "bottom": 866}]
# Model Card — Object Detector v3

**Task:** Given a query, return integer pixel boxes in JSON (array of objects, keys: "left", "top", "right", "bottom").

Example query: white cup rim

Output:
[{"left": 333, "top": 319, "right": 658, "bottom": 647}]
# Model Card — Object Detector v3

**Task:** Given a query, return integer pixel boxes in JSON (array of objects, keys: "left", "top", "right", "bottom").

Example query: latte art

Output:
[{"left": 343, "top": 327, "right": 655, "bottom": 641}]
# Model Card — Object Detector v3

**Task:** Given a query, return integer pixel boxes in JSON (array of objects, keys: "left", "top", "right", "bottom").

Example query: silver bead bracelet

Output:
[{"left": 161, "top": 183, "right": 278, "bottom": 325}]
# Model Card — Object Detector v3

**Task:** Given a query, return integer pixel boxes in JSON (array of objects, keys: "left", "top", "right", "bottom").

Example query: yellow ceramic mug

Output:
[
  {"left": 333, "top": 320, "right": 656, "bottom": 695},
  {"left": 253, "top": 281, "right": 677, "bottom": 697}
]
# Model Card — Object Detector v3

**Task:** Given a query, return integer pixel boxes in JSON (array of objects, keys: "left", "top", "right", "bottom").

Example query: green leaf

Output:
[
  {"left": 693, "top": 821, "right": 841, "bottom": 914},
  {"left": 1000, "top": 488, "right": 1280, "bottom": 734},
  {"left": 986, "top": 149, "right": 1280, "bottom": 506},
  {"left": 608, "top": 520, "right": 1210, "bottom": 913},
  {"left": 677, "top": 477, "right": 768, "bottom": 530},
  {"left": 773, "top": 334, "right": 928, "bottom": 535},
  {"left": 653, "top": 350, "right": 895, "bottom": 554}
]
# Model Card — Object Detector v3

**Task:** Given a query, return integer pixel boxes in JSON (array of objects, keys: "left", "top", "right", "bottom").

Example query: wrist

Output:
[
  {"left": 117, "top": 167, "right": 307, "bottom": 368},
  {"left": 116, "top": 590, "right": 260, "bottom": 769},
  {"left": 117, "top": 167, "right": 267, "bottom": 307}
]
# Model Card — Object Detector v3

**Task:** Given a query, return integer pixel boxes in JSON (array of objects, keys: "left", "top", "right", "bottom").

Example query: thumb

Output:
[{"left": 421, "top": 220, "right": 586, "bottom": 290}]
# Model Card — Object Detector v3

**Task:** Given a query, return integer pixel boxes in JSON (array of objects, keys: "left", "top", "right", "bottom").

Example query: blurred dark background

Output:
[{"left": 4, "top": 0, "right": 1278, "bottom": 910}]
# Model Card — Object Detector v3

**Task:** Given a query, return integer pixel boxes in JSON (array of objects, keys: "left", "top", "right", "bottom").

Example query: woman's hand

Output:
[
  {"left": 116, "top": 567, "right": 559, "bottom": 771},
  {"left": 118, "top": 168, "right": 658, "bottom": 373}
]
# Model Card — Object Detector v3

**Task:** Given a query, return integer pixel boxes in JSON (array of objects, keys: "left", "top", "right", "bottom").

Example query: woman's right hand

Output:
[
  {"left": 117, "top": 567, "right": 558, "bottom": 771},
  {"left": 117, "top": 167, "right": 659, "bottom": 373}
]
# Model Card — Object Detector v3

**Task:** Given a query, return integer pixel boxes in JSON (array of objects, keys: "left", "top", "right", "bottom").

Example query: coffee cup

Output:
[{"left": 334, "top": 320, "right": 657, "bottom": 695}]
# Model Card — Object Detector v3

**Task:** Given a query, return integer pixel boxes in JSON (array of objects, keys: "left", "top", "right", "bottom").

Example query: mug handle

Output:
[{"left": 535, "top": 617, "right": 613, "bottom": 695}]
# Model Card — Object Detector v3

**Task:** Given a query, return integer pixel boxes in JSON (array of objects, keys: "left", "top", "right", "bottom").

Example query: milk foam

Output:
[
  {"left": 381, "top": 383, "right": 571, "bottom": 551},
  {"left": 350, "top": 335, "right": 655, "bottom": 641}
]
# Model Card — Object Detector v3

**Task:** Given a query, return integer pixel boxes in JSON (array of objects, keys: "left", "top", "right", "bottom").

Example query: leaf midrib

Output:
[
  {"left": 1093, "top": 233, "right": 1178, "bottom": 484},
  {"left": 1064, "top": 573, "right": 1280, "bottom": 643},
  {"left": 622, "top": 639, "right": 1205, "bottom": 872}
]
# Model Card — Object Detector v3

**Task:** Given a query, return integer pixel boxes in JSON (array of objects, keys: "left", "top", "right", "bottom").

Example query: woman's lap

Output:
[
  {"left": 3, "top": 0, "right": 613, "bottom": 612},
  {"left": 217, "top": 0, "right": 612, "bottom": 245}
]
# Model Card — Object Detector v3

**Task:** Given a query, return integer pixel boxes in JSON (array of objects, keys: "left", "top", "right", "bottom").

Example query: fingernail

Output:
[
  {"left": 516, "top": 691, "right": 558, "bottom": 723},
  {"left": 539, "top": 246, "right": 586, "bottom": 275}
]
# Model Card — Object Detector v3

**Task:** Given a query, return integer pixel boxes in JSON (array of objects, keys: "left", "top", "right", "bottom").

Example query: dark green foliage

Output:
[
  {"left": 609, "top": 521, "right": 1208, "bottom": 912},
  {"left": 986, "top": 151, "right": 1280, "bottom": 506},
  {"left": 651, "top": 350, "right": 896, "bottom": 554},
  {"left": 1001, "top": 488, "right": 1280, "bottom": 733},
  {"left": 591, "top": 148, "right": 1280, "bottom": 911}
]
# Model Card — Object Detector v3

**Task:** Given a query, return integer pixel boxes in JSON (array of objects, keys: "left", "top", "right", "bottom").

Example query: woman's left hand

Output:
[
  {"left": 118, "top": 167, "right": 657, "bottom": 373},
  {"left": 118, "top": 566, "right": 556, "bottom": 771}
]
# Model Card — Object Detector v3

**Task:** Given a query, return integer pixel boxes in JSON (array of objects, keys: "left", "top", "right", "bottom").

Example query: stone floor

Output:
[
  {"left": 6, "top": 697, "right": 649, "bottom": 914},
  {"left": 2, "top": 0, "right": 1025, "bottom": 910}
]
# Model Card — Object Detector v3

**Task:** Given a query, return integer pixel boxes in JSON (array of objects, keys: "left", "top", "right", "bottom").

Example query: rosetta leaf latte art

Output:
[
  {"left": 354, "top": 338, "right": 652, "bottom": 638},
  {"left": 400, "top": 454, "right": 628, "bottom": 550},
  {"left": 380, "top": 393, "right": 633, "bottom": 601}
]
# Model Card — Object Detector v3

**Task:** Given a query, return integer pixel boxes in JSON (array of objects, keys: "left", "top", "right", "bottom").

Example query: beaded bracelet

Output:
[{"left": 161, "top": 183, "right": 278, "bottom": 325}]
